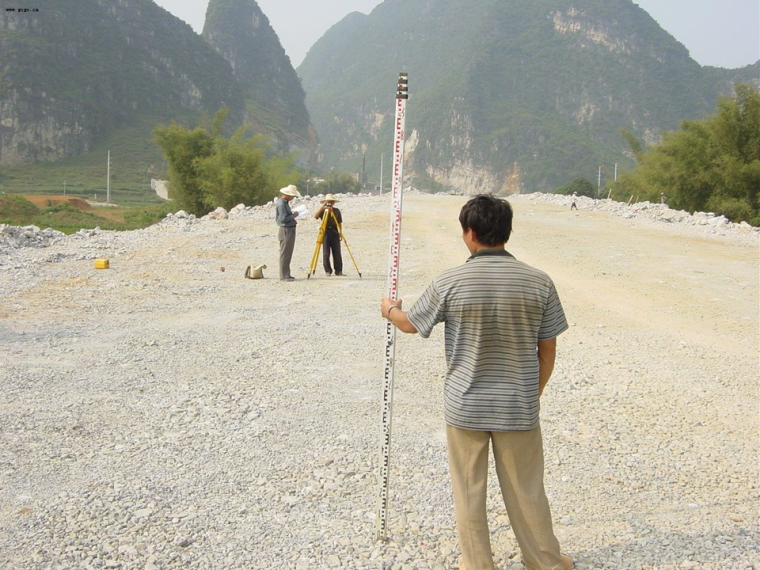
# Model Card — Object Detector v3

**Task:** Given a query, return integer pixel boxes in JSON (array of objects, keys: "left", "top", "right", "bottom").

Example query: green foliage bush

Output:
[
  {"left": 0, "top": 195, "right": 40, "bottom": 223},
  {"left": 311, "top": 171, "right": 361, "bottom": 195},
  {"left": 153, "top": 117, "right": 216, "bottom": 216},
  {"left": 118, "top": 203, "right": 176, "bottom": 228},
  {"left": 30, "top": 202, "right": 111, "bottom": 234},
  {"left": 613, "top": 84, "right": 760, "bottom": 225},
  {"left": 153, "top": 109, "right": 302, "bottom": 216},
  {"left": 555, "top": 178, "right": 596, "bottom": 198}
]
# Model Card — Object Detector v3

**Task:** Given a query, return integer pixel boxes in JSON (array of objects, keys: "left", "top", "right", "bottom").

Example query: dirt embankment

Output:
[{"left": 22, "top": 194, "right": 93, "bottom": 210}]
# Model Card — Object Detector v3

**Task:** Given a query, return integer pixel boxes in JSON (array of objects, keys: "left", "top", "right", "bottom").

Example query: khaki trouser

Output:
[
  {"left": 446, "top": 424, "right": 564, "bottom": 570},
  {"left": 322, "top": 231, "right": 343, "bottom": 274},
  {"left": 278, "top": 226, "right": 296, "bottom": 279}
]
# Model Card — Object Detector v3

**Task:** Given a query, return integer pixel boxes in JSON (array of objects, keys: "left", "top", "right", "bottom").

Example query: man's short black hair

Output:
[{"left": 459, "top": 194, "right": 513, "bottom": 246}]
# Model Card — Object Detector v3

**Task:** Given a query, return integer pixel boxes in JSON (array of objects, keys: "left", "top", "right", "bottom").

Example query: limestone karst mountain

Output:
[
  {"left": 202, "top": 0, "right": 317, "bottom": 164},
  {"left": 0, "top": 0, "right": 315, "bottom": 193},
  {"left": 0, "top": 0, "right": 244, "bottom": 168},
  {"left": 297, "top": 0, "right": 759, "bottom": 194}
]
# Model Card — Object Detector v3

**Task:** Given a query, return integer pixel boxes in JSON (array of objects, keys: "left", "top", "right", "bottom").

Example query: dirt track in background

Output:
[{"left": 22, "top": 195, "right": 93, "bottom": 210}]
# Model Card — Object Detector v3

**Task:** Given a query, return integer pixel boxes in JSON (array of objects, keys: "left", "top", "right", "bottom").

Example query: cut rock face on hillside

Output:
[
  {"left": 298, "top": 0, "right": 757, "bottom": 194},
  {"left": 0, "top": 0, "right": 317, "bottom": 185},
  {"left": 0, "top": 0, "right": 245, "bottom": 167},
  {"left": 203, "top": 0, "right": 317, "bottom": 162}
]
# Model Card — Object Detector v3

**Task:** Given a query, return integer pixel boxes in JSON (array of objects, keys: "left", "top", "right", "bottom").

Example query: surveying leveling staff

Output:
[
  {"left": 275, "top": 185, "right": 301, "bottom": 281},
  {"left": 314, "top": 193, "right": 344, "bottom": 276},
  {"left": 380, "top": 194, "right": 573, "bottom": 570}
]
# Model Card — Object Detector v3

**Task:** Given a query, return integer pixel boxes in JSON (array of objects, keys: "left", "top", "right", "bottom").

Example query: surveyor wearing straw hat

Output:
[
  {"left": 314, "top": 194, "right": 344, "bottom": 276},
  {"left": 275, "top": 184, "right": 302, "bottom": 281}
]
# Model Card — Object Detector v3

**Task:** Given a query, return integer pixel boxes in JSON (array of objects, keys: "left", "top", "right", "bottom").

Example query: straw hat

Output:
[
  {"left": 320, "top": 193, "right": 340, "bottom": 204},
  {"left": 280, "top": 184, "right": 301, "bottom": 198}
]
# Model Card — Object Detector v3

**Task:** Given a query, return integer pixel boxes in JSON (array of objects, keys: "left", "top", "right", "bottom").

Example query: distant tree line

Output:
[
  {"left": 310, "top": 172, "right": 361, "bottom": 195},
  {"left": 610, "top": 84, "right": 759, "bottom": 225},
  {"left": 556, "top": 177, "right": 596, "bottom": 198},
  {"left": 153, "top": 109, "right": 366, "bottom": 216}
]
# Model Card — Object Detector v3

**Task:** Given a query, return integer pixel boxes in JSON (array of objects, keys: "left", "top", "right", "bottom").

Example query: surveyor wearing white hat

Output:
[
  {"left": 275, "top": 185, "right": 302, "bottom": 281},
  {"left": 314, "top": 194, "right": 344, "bottom": 276}
]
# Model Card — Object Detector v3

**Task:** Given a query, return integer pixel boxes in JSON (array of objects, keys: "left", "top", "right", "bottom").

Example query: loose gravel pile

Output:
[
  {"left": 1, "top": 192, "right": 757, "bottom": 570},
  {"left": 517, "top": 193, "right": 759, "bottom": 244}
]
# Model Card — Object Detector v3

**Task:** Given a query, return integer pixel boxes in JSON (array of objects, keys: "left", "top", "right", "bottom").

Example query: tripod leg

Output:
[
  {"left": 333, "top": 212, "right": 362, "bottom": 279},
  {"left": 308, "top": 212, "right": 329, "bottom": 278}
]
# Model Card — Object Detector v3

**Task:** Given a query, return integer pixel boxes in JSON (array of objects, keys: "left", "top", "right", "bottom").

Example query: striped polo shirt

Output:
[{"left": 407, "top": 249, "right": 568, "bottom": 432}]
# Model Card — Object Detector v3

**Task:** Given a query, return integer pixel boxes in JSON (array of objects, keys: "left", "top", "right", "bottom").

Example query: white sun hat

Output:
[{"left": 279, "top": 184, "right": 301, "bottom": 198}]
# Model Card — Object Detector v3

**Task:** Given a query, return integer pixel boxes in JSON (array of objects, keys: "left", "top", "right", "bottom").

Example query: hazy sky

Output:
[{"left": 154, "top": 0, "right": 759, "bottom": 69}]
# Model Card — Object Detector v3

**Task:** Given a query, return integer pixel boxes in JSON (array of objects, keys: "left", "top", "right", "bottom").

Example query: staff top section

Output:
[{"left": 396, "top": 72, "right": 408, "bottom": 100}]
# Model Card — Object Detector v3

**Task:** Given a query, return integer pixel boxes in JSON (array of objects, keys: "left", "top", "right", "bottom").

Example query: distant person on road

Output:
[
  {"left": 570, "top": 191, "right": 578, "bottom": 211},
  {"left": 275, "top": 185, "right": 301, "bottom": 281},
  {"left": 380, "top": 194, "right": 573, "bottom": 570},
  {"left": 314, "top": 194, "right": 344, "bottom": 276}
]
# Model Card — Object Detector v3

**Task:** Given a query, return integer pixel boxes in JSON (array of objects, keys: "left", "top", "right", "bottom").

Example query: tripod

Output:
[{"left": 307, "top": 207, "right": 362, "bottom": 279}]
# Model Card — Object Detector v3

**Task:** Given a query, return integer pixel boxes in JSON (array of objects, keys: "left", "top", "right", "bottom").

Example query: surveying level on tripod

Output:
[{"left": 307, "top": 194, "right": 362, "bottom": 279}]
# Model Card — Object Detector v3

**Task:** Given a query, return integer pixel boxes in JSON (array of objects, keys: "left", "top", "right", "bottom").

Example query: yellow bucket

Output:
[{"left": 94, "top": 259, "right": 110, "bottom": 269}]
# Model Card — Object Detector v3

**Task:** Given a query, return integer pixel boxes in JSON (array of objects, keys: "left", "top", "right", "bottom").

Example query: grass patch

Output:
[
  {"left": 0, "top": 194, "right": 40, "bottom": 220},
  {"left": 0, "top": 110, "right": 202, "bottom": 206},
  {"left": 0, "top": 195, "right": 175, "bottom": 234}
]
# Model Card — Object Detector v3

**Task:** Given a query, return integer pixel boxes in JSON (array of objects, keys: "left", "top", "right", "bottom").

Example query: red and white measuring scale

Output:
[{"left": 375, "top": 72, "right": 408, "bottom": 542}]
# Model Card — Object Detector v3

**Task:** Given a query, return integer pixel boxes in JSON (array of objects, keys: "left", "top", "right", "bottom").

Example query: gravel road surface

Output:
[{"left": 1, "top": 193, "right": 757, "bottom": 570}]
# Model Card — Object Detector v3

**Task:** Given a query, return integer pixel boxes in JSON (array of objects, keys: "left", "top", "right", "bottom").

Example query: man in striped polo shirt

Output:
[{"left": 381, "top": 194, "right": 572, "bottom": 570}]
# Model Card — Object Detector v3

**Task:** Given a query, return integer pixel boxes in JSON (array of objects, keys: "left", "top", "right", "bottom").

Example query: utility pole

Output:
[
  {"left": 597, "top": 166, "right": 602, "bottom": 198},
  {"left": 614, "top": 162, "right": 618, "bottom": 182},
  {"left": 107, "top": 150, "right": 111, "bottom": 203},
  {"left": 63, "top": 180, "right": 66, "bottom": 196}
]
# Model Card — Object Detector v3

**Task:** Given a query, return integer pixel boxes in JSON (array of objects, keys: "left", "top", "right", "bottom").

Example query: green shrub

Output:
[
  {"left": 153, "top": 108, "right": 302, "bottom": 216},
  {"left": 119, "top": 203, "right": 175, "bottom": 228},
  {"left": 311, "top": 171, "right": 362, "bottom": 195},
  {"left": 0, "top": 194, "right": 40, "bottom": 224},
  {"left": 614, "top": 84, "right": 759, "bottom": 224},
  {"left": 555, "top": 178, "right": 596, "bottom": 198}
]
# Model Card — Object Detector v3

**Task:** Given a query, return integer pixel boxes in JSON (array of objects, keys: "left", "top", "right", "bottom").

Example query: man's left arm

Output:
[
  {"left": 537, "top": 337, "right": 557, "bottom": 397},
  {"left": 537, "top": 279, "right": 567, "bottom": 397}
]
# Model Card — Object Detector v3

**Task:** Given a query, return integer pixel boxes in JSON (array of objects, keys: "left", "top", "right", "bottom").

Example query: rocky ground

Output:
[{"left": 0, "top": 192, "right": 758, "bottom": 570}]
